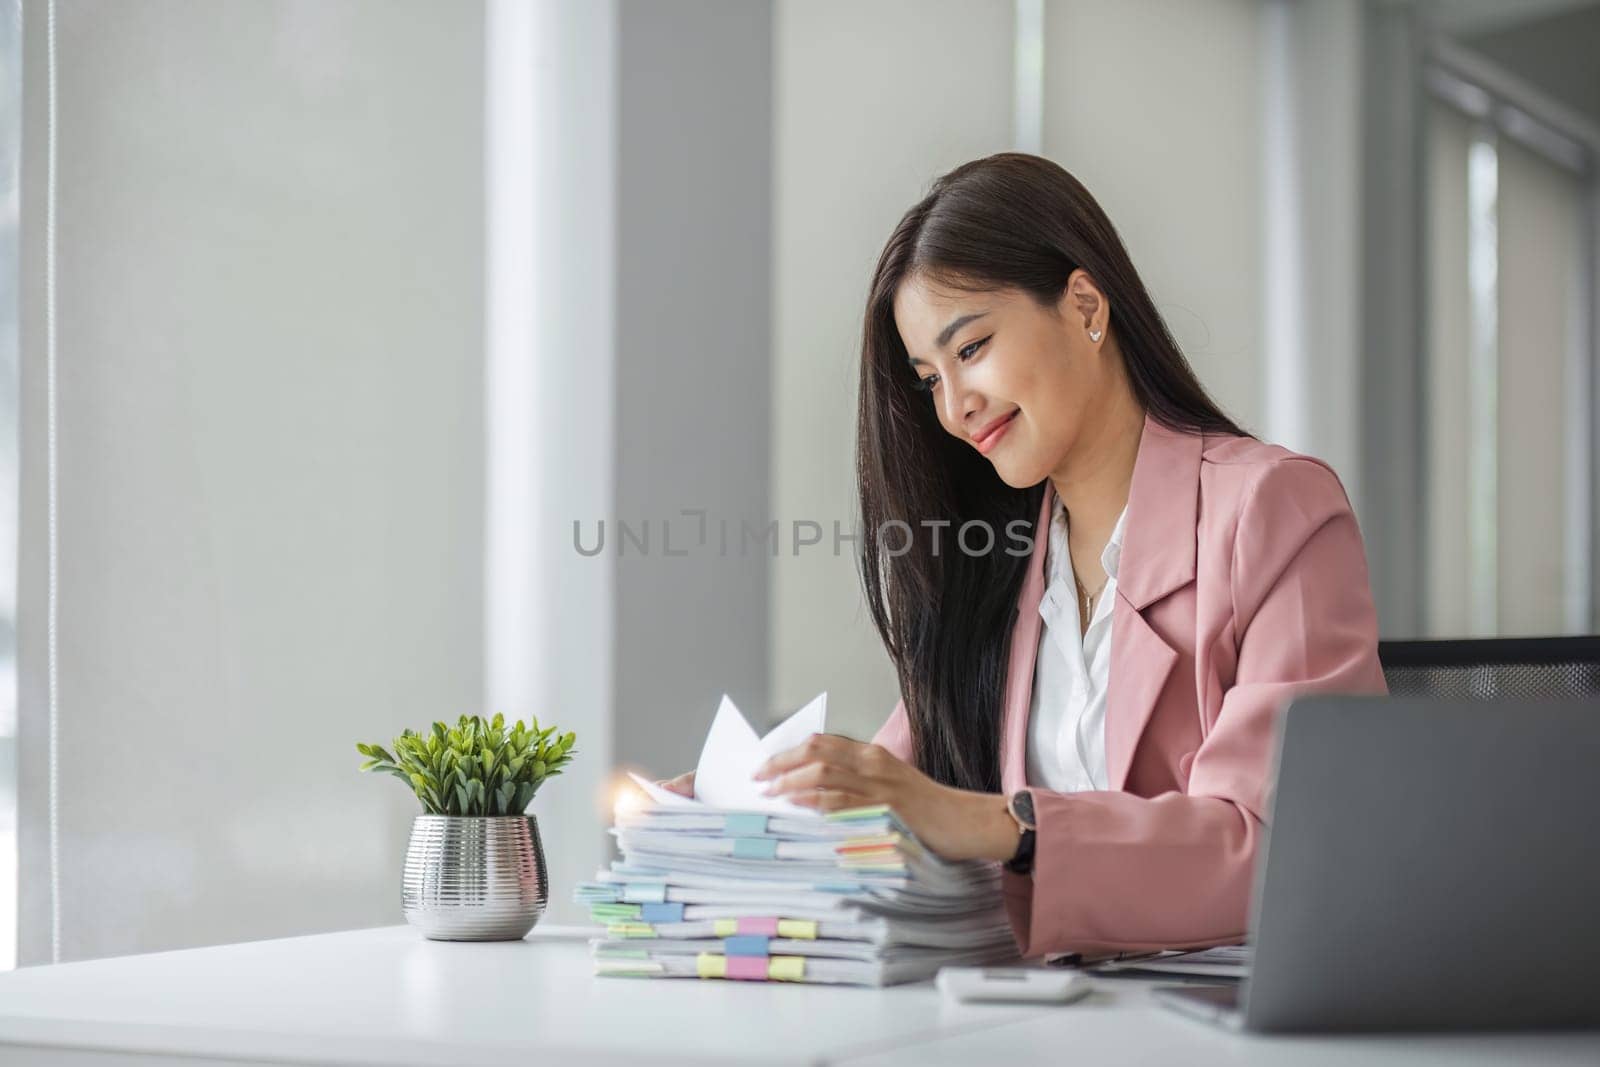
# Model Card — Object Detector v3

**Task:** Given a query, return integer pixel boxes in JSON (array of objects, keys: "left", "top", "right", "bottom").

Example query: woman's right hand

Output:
[{"left": 657, "top": 770, "right": 695, "bottom": 797}]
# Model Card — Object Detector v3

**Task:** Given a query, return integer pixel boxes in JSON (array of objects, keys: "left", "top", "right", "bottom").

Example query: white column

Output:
[
  {"left": 484, "top": 0, "right": 617, "bottom": 923},
  {"left": 1260, "top": 0, "right": 1365, "bottom": 511}
]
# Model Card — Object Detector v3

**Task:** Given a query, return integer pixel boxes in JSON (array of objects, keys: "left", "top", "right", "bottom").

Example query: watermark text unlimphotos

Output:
[{"left": 571, "top": 510, "right": 1037, "bottom": 558}]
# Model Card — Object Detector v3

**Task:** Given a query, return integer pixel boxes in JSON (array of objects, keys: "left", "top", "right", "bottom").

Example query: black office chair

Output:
[{"left": 1378, "top": 636, "right": 1600, "bottom": 701}]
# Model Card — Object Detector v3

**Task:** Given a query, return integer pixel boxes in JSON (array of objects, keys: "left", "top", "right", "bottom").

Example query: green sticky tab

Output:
[
  {"left": 732, "top": 836, "right": 779, "bottom": 860},
  {"left": 825, "top": 804, "right": 890, "bottom": 822}
]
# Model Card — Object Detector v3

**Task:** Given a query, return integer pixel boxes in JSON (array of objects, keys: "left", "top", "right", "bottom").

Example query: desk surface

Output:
[
  {"left": 0, "top": 925, "right": 1594, "bottom": 1067},
  {"left": 0, "top": 925, "right": 1038, "bottom": 1066}
]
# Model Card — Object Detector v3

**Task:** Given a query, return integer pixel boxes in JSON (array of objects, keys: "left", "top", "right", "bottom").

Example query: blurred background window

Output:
[
  {"left": 1423, "top": 1, "right": 1598, "bottom": 639},
  {"left": 1, "top": 0, "right": 21, "bottom": 972}
]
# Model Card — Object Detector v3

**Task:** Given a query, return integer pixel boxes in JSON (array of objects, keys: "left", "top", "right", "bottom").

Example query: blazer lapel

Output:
[
  {"left": 1104, "top": 415, "right": 1203, "bottom": 790},
  {"left": 1105, "top": 603, "right": 1180, "bottom": 791},
  {"left": 998, "top": 414, "right": 1204, "bottom": 794}
]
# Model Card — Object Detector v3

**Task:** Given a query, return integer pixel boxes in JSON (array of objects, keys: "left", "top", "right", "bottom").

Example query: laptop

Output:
[{"left": 1154, "top": 695, "right": 1600, "bottom": 1032}]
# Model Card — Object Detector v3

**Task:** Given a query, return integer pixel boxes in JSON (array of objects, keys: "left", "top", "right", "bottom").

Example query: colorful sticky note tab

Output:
[
  {"left": 726, "top": 956, "right": 769, "bottom": 981},
  {"left": 825, "top": 804, "right": 890, "bottom": 821},
  {"left": 735, "top": 916, "right": 780, "bottom": 936},
  {"left": 768, "top": 956, "right": 806, "bottom": 981},
  {"left": 639, "top": 902, "right": 684, "bottom": 923},
  {"left": 594, "top": 961, "right": 662, "bottom": 977},
  {"left": 724, "top": 813, "right": 769, "bottom": 836},
  {"left": 605, "top": 922, "right": 656, "bottom": 939},
  {"left": 776, "top": 919, "right": 818, "bottom": 939},
  {"left": 723, "top": 935, "right": 771, "bottom": 957},
  {"left": 697, "top": 952, "right": 727, "bottom": 979},
  {"left": 712, "top": 919, "right": 738, "bottom": 937}
]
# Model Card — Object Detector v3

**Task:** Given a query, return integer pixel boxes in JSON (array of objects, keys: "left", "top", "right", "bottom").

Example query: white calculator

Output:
[{"left": 936, "top": 966, "right": 1093, "bottom": 1005}]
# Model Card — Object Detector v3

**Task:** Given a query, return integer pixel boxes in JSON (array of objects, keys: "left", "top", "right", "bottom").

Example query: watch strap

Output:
[{"left": 1004, "top": 827, "right": 1036, "bottom": 876}]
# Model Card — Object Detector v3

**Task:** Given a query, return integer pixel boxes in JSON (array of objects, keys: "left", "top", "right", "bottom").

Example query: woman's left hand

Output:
[{"left": 751, "top": 733, "right": 1021, "bottom": 863}]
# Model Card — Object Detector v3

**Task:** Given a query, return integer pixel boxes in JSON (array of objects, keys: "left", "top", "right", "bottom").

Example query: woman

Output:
[{"left": 665, "top": 152, "right": 1386, "bottom": 958}]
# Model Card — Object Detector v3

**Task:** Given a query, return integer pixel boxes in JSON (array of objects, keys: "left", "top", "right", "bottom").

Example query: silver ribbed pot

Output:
[{"left": 401, "top": 815, "right": 549, "bottom": 941}]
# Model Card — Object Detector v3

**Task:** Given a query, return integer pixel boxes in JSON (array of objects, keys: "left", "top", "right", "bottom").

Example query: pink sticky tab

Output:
[
  {"left": 737, "top": 916, "right": 780, "bottom": 936},
  {"left": 726, "top": 956, "right": 768, "bottom": 981}
]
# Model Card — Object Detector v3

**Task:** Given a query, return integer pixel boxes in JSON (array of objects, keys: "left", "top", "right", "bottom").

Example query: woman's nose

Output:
[{"left": 941, "top": 374, "right": 983, "bottom": 431}]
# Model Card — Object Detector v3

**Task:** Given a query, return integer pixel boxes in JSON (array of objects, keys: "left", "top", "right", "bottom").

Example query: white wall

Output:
[
  {"left": 18, "top": 0, "right": 486, "bottom": 962},
  {"left": 771, "top": 0, "right": 1016, "bottom": 741},
  {"left": 613, "top": 0, "right": 774, "bottom": 772},
  {"left": 1045, "top": 0, "right": 1266, "bottom": 435},
  {"left": 770, "top": 0, "right": 1281, "bottom": 739}
]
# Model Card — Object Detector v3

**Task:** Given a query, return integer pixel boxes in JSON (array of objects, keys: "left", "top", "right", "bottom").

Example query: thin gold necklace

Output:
[{"left": 1075, "top": 572, "right": 1110, "bottom": 620}]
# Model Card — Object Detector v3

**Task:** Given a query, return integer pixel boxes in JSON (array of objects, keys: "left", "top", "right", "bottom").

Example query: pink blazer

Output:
[{"left": 871, "top": 414, "right": 1387, "bottom": 958}]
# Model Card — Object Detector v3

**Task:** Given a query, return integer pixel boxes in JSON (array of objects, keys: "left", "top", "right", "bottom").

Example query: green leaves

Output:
[{"left": 355, "top": 714, "right": 578, "bottom": 816}]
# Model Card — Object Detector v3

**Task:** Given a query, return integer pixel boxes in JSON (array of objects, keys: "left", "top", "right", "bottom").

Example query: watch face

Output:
[{"left": 1011, "top": 790, "right": 1035, "bottom": 828}]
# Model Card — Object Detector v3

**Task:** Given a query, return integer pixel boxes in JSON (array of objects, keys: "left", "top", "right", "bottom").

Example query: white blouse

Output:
[{"left": 1024, "top": 495, "right": 1129, "bottom": 793}]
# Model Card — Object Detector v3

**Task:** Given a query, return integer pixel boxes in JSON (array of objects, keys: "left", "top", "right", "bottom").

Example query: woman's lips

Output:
[{"left": 973, "top": 410, "right": 1019, "bottom": 455}]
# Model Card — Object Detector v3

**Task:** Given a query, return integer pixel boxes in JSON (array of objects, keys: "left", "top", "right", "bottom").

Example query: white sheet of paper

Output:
[
  {"left": 625, "top": 770, "right": 699, "bottom": 808},
  {"left": 625, "top": 692, "right": 827, "bottom": 815}
]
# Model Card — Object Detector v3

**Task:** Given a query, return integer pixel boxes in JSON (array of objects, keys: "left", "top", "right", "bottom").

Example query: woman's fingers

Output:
[
  {"left": 657, "top": 770, "right": 696, "bottom": 797},
  {"left": 784, "top": 788, "right": 874, "bottom": 813},
  {"left": 752, "top": 732, "right": 864, "bottom": 781},
  {"left": 762, "top": 758, "right": 868, "bottom": 798}
]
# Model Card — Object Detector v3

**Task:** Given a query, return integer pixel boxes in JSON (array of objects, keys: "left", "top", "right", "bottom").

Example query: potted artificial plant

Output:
[{"left": 357, "top": 714, "right": 576, "bottom": 941}]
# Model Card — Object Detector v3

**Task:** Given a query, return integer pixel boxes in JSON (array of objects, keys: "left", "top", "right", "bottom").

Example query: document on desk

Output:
[
  {"left": 1090, "top": 944, "right": 1252, "bottom": 978},
  {"left": 625, "top": 691, "right": 827, "bottom": 815},
  {"left": 586, "top": 692, "right": 1019, "bottom": 986}
]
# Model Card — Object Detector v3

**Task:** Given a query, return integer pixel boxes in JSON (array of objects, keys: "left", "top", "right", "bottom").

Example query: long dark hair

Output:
[{"left": 857, "top": 153, "right": 1247, "bottom": 792}]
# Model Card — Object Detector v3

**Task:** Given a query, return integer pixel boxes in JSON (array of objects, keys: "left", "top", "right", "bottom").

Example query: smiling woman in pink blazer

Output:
[{"left": 679, "top": 153, "right": 1386, "bottom": 958}]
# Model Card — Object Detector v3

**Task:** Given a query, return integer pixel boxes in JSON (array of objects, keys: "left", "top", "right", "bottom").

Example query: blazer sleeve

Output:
[
  {"left": 1002, "top": 457, "right": 1388, "bottom": 958},
  {"left": 870, "top": 697, "right": 914, "bottom": 763}
]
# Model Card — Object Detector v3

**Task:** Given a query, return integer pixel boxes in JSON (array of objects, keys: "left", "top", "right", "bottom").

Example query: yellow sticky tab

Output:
[
  {"left": 697, "top": 952, "right": 727, "bottom": 979},
  {"left": 768, "top": 956, "right": 806, "bottom": 981},
  {"left": 606, "top": 922, "right": 655, "bottom": 939},
  {"left": 776, "top": 919, "right": 817, "bottom": 939},
  {"left": 712, "top": 919, "right": 738, "bottom": 937}
]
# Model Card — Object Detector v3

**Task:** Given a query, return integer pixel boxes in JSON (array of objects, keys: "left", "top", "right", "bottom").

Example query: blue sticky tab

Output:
[
  {"left": 723, "top": 935, "right": 771, "bottom": 957},
  {"left": 732, "top": 837, "right": 779, "bottom": 860},
  {"left": 639, "top": 902, "right": 684, "bottom": 923},
  {"left": 724, "top": 813, "right": 768, "bottom": 836}
]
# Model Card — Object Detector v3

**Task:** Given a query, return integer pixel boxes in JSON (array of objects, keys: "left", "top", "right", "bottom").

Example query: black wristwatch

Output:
[{"left": 1003, "top": 789, "right": 1037, "bottom": 875}]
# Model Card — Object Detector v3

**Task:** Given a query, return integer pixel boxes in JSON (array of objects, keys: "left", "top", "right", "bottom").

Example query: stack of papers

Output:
[{"left": 575, "top": 693, "right": 1019, "bottom": 986}]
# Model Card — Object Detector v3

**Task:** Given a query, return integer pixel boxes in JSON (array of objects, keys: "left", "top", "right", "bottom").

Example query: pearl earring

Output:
[{"left": 1089, "top": 328, "right": 1103, "bottom": 342}]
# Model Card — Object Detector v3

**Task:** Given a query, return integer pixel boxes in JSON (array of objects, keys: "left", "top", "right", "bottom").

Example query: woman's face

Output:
[{"left": 893, "top": 269, "right": 1111, "bottom": 488}]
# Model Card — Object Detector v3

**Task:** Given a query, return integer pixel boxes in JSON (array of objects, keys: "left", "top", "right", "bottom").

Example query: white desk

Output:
[
  {"left": 844, "top": 982, "right": 1600, "bottom": 1067},
  {"left": 0, "top": 925, "right": 1038, "bottom": 1066},
  {"left": 0, "top": 925, "right": 1594, "bottom": 1066}
]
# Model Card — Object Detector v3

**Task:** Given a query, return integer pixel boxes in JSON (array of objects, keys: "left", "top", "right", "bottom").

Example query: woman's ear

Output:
[{"left": 1062, "top": 268, "right": 1106, "bottom": 334}]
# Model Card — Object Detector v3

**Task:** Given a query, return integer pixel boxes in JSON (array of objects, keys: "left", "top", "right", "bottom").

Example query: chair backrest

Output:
[{"left": 1378, "top": 636, "right": 1600, "bottom": 701}]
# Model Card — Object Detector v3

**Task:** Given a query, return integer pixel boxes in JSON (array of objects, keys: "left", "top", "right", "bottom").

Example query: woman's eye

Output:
[
  {"left": 958, "top": 336, "right": 990, "bottom": 361},
  {"left": 913, "top": 374, "right": 940, "bottom": 392}
]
